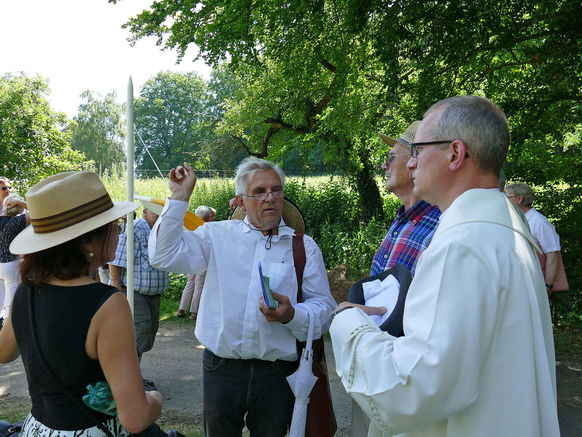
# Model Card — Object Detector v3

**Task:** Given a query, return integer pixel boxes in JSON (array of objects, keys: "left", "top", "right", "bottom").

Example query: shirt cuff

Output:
[
  {"left": 330, "top": 307, "right": 378, "bottom": 343},
  {"left": 285, "top": 303, "right": 308, "bottom": 334},
  {"left": 161, "top": 198, "right": 188, "bottom": 220}
]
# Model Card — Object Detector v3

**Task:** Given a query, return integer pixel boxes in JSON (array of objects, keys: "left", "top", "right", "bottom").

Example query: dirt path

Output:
[{"left": 1, "top": 323, "right": 580, "bottom": 436}]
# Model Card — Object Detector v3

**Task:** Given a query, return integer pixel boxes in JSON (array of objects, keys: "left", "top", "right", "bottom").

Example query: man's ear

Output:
[
  {"left": 448, "top": 140, "right": 469, "bottom": 172},
  {"left": 235, "top": 195, "right": 246, "bottom": 212}
]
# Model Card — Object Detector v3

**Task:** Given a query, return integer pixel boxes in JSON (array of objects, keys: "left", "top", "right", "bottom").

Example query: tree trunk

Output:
[{"left": 352, "top": 147, "right": 385, "bottom": 220}]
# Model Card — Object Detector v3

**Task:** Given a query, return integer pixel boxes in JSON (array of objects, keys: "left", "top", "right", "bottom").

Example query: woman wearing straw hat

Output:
[{"left": 0, "top": 172, "right": 180, "bottom": 436}]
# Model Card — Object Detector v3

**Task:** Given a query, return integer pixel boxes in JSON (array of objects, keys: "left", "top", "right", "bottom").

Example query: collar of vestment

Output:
[
  {"left": 397, "top": 200, "right": 435, "bottom": 225},
  {"left": 435, "top": 188, "right": 541, "bottom": 254}
]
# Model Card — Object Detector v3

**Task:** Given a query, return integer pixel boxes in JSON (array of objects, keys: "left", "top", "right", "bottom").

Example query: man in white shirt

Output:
[
  {"left": 505, "top": 182, "right": 562, "bottom": 295},
  {"left": 148, "top": 157, "right": 336, "bottom": 437},
  {"left": 330, "top": 96, "right": 559, "bottom": 437}
]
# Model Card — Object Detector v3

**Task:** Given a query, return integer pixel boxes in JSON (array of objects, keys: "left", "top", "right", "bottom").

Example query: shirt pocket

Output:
[{"left": 264, "top": 261, "right": 296, "bottom": 302}]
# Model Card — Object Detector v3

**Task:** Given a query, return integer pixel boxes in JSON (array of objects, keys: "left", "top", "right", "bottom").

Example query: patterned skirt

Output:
[{"left": 21, "top": 413, "right": 131, "bottom": 436}]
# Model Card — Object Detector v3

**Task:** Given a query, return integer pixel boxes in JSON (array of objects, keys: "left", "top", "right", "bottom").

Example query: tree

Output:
[
  {"left": 113, "top": 0, "right": 581, "bottom": 222},
  {"left": 69, "top": 90, "right": 126, "bottom": 173},
  {"left": 0, "top": 73, "right": 90, "bottom": 191},
  {"left": 134, "top": 71, "right": 210, "bottom": 177}
]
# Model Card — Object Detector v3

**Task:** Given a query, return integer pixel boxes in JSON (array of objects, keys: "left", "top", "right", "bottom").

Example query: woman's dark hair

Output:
[{"left": 21, "top": 223, "right": 112, "bottom": 286}]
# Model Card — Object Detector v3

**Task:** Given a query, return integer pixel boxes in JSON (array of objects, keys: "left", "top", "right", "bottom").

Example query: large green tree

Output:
[
  {"left": 69, "top": 90, "right": 126, "bottom": 173},
  {"left": 114, "top": 0, "right": 581, "bottom": 293},
  {"left": 0, "top": 73, "right": 89, "bottom": 191},
  {"left": 134, "top": 71, "right": 210, "bottom": 177}
]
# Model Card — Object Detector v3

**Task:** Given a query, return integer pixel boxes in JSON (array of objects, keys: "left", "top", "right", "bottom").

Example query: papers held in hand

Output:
[{"left": 258, "top": 262, "right": 278, "bottom": 309}]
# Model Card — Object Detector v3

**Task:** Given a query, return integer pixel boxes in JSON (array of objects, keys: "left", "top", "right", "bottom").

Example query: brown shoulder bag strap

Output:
[{"left": 292, "top": 232, "right": 306, "bottom": 302}]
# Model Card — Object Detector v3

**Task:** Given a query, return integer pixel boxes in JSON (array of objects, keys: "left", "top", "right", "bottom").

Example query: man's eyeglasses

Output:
[
  {"left": 409, "top": 141, "right": 454, "bottom": 158},
  {"left": 410, "top": 140, "right": 470, "bottom": 159},
  {"left": 0, "top": 186, "right": 11, "bottom": 191},
  {"left": 385, "top": 153, "right": 411, "bottom": 167},
  {"left": 242, "top": 189, "right": 284, "bottom": 201}
]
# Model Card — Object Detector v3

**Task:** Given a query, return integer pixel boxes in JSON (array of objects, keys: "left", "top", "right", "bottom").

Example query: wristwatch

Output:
[{"left": 545, "top": 283, "right": 553, "bottom": 290}]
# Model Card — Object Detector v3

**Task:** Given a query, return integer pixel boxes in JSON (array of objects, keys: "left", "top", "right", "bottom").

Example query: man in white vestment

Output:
[{"left": 330, "top": 95, "right": 560, "bottom": 437}]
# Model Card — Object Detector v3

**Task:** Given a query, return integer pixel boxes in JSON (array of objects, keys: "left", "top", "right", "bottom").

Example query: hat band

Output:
[
  {"left": 31, "top": 194, "right": 114, "bottom": 234},
  {"left": 398, "top": 136, "right": 411, "bottom": 147}
]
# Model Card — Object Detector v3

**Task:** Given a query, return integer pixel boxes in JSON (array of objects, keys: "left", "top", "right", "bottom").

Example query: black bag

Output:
[{"left": 0, "top": 420, "right": 22, "bottom": 437}]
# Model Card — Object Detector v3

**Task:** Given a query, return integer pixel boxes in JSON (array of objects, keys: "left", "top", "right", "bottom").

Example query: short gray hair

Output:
[
  {"left": 504, "top": 182, "right": 534, "bottom": 207},
  {"left": 3, "top": 194, "right": 24, "bottom": 217},
  {"left": 234, "top": 157, "right": 285, "bottom": 195},
  {"left": 425, "top": 96, "right": 510, "bottom": 175},
  {"left": 195, "top": 205, "right": 216, "bottom": 221}
]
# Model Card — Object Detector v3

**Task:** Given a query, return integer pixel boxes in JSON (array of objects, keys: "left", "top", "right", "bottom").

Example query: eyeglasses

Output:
[
  {"left": 409, "top": 141, "right": 454, "bottom": 158},
  {"left": 410, "top": 140, "right": 470, "bottom": 159},
  {"left": 385, "top": 152, "right": 410, "bottom": 167},
  {"left": 242, "top": 189, "right": 284, "bottom": 201},
  {"left": 115, "top": 218, "right": 126, "bottom": 233},
  {"left": 0, "top": 186, "right": 11, "bottom": 191}
]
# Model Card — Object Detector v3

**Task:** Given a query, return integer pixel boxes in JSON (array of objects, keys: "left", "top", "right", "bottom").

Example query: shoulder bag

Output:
[{"left": 292, "top": 233, "right": 337, "bottom": 437}]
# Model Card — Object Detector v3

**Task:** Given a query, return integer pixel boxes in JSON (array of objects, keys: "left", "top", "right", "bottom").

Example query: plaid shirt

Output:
[
  {"left": 370, "top": 200, "right": 441, "bottom": 276},
  {"left": 112, "top": 217, "right": 168, "bottom": 295}
]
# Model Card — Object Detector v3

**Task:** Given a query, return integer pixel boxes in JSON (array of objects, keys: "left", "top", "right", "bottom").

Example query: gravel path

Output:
[{"left": 1, "top": 323, "right": 580, "bottom": 436}]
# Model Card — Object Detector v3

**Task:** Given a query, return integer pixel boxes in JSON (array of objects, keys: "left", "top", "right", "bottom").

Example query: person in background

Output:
[
  {"left": 331, "top": 96, "right": 559, "bottom": 437},
  {"left": 0, "top": 195, "right": 30, "bottom": 330},
  {"left": 0, "top": 177, "right": 11, "bottom": 215},
  {"left": 149, "top": 157, "right": 336, "bottom": 437},
  {"left": 505, "top": 182, "right": 562, "bottom": 296},
  {"left": 109, "top": 207, "right": 169, "bottom": 363},
  {"left": 0, "top": 171, "right": 181, "bottom": 436},
  {"left": 0, "top": 177, "right": 12, "bottom": 320},
  {"left": 176, "top": 205, "right": 216, "bottom": 319},
  {"left": 371, "top": 121, "right": 441, "bottom": 276}
]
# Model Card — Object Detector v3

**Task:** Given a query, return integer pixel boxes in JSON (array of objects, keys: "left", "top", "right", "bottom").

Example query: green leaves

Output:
[{"left": 0, "top": 73, "right": 90, "bottom": 191}]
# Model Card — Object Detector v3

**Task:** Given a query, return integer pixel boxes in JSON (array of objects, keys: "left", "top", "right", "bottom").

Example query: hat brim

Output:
[
  {"left": 10, "top": 201, "right": 139, "bottom": 255},
  {"left": 231, "top": 198, "right": 305, "bottom": 233},
  {"left": 379, "top": 133, "right": 397, "bottom": 147},
  {"left": 136, "top": 198, "right": 163, "bottom": 216}
]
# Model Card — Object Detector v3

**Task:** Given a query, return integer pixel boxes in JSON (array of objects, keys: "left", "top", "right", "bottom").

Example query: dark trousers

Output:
[{"left": 202, "top": 349, "right": 296, "bottom": 437}]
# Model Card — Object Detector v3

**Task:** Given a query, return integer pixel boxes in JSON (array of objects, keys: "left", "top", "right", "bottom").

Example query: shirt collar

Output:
[
  {"left": 398, "top": 200, "right": 435, "bottom": 225},
  {"left": 241, "top": 216, "right": 293, "bottom": 238}
]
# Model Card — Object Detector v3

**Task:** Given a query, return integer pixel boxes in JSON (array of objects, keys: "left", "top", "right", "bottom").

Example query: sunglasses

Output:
[{"left": 0, "top": 186, "right": 11, "bottom": 191}]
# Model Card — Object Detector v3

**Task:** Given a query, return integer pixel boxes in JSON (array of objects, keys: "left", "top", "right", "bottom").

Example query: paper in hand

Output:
[{"left": 258, "top": 262, "right": 278, "bottom": 309}]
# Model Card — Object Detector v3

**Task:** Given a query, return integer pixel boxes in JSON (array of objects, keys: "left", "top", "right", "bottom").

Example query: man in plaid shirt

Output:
[
  {"left": 110, "top": 207, "right": 169, "bottom": 361},
  {"left": 352, "top": 121, "right": 440, "bottom": 437},
  {"left": 370, "top": 121, "right": 441, "bottom": 276}
]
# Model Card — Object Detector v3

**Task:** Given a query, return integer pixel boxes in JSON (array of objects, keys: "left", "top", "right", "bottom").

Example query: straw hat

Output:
[
  {"left": 231, "top": 198, "right": 305, "bottom": 233},
  {"left": 379, "top": 121, "right": 421, "bottom": 148},
  {"left": 10, "top": 172, "right": 138, "bottom": 255}
]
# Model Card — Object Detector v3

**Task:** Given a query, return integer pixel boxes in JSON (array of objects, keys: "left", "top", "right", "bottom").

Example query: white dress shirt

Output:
[
  {"left": 331, "top": 189, "right": 559, "bottom": 437},
  {"left": 525, "top": 207, "right": 561, "bottom": 253},
  {"left": 149, "top": 199, "right": 336, "bottom": 361}
]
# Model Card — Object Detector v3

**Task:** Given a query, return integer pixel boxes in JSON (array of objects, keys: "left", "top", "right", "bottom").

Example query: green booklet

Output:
[{"left": 258, "top": 262, "right": 278, "bottom": 309}]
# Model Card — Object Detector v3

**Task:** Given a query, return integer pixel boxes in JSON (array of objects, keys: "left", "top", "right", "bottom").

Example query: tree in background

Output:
[
  {"left": 0, "top": 73, "right": 89, "bottom": 191},
  {"left": 134, "top": 71, "right": 210, "bottom": 177},
  {"left": 69, "top": 90, "right": 126, "bottom": 173},
  {"left": 113, "top": 0, "right": 581, "bottom": 221}
]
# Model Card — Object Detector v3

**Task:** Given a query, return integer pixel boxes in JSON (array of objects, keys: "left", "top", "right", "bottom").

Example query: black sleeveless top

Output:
[{"left": 12, "top": 282, "right": 119, "bottom": 430}]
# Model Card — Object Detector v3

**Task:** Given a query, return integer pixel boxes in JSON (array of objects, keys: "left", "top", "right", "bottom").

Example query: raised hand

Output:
[{"left": 169, "top": 162, "right": 197, "bottom": 202}]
